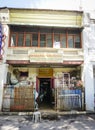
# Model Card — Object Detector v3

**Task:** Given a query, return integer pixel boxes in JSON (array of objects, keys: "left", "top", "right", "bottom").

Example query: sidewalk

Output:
[
  {"left": 0, "top": 109, "right": 94, "bottom": 117},
  {"left": 0, "top": 110, "right": 95, "bottom": 130}
]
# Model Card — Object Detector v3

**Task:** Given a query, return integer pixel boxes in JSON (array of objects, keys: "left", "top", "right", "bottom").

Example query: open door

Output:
[{"left": 36, "top": 77, "right": 55, "bottom": 109}]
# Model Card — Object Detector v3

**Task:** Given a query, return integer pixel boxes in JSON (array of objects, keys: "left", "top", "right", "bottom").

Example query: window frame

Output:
[
  {"left": 9, "top": 27, "right": 82, "bottom": 48},
  {"left": 25, "top": 33, "right": 32, "bottom": 47}
]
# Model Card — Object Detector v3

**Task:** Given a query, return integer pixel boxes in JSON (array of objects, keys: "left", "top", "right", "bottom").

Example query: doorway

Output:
[{"left": 37, "top": 78, "right": 54, "bottom": 109}]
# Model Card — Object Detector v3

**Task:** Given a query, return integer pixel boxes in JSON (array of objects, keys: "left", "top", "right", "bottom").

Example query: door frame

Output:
[{"left": 36, "top": 76, "right": 55, "bottom": 108}]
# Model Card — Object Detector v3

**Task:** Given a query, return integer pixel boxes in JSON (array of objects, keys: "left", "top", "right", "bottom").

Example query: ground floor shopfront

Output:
[{"left": 2, "top": 62, "right": 85, "bottom": 112}]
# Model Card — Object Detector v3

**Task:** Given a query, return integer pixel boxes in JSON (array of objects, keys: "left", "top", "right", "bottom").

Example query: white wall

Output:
[
  {"left": 0, "top": 63, "right": 8, "bottom": 111},
  {"left": 85, "top": 63, "right": 94, "bottom": 111},
  {"left": 83, "top": 15, "right": 95, "bottom": 111},
  {"left": 0, "top": 23, "right": 9, "bottom": 111}
]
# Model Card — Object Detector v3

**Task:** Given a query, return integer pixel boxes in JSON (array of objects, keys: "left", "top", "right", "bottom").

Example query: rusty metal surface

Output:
[{"left": 2, "top": 86, "right": 34, "bottom": 112}]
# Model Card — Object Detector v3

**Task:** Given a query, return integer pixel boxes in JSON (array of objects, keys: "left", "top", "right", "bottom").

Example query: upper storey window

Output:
[
  {"left": 25, "top": 34, "right": 31, "bottom": 47},
  {"left": 9, "top": 26, "right": 82, "bottom": 48},
  {"left": 18, "top": 33, "right": 24, "bottom": 46},
  {"left": 32, "top": 34, "right": 38, "bottom": 47}
]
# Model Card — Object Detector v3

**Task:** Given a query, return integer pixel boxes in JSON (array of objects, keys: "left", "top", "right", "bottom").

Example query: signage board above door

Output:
[
  {"left": 29, "top": 53, "right": 63, "bottom": 63},
  {"left": 38, "top": 68, "right": 53, "bottom": 77}
]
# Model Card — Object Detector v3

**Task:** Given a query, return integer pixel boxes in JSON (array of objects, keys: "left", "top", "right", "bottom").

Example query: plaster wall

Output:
[
  {"left": 0, "top": 22, "right": 10, "bottom": 111},
  {"left": 83, "top": 19, "right": 95, "bottom": 111},
  {"left": 0, "top": 64, "right": 8, "bottom": 111}
]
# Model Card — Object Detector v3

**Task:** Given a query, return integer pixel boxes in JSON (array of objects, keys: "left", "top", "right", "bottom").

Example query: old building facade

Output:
[{"left": 0, "top": 7, "right": 85, "bottom": 112}]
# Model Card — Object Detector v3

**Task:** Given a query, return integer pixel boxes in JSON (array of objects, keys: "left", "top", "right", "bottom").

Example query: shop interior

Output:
[{"left": 37, "top": 78, "right": 54, "bottom": 109}]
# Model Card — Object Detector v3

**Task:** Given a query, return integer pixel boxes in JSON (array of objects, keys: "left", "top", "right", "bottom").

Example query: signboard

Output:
[
  {"left": 29, "top": 53, "right": 63, "bottom": 63},
  {"left": 0, "top": 25, "right": 2, "bottom": 54},
  {"left": 38, "top": 68, "right": 53, "bottom": 77}
]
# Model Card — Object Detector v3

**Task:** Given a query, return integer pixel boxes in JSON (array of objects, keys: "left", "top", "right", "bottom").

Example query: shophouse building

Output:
[{"left": 0, "top": 7, "right": 84, "bottom": 112}]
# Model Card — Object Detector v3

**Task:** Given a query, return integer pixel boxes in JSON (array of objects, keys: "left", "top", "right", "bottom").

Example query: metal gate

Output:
[
  {"left": 55, "top": 87, "right": 84, "bottom": 111},
  {"left": 2, "top": 86, "right": 34, "bottom": 112}
]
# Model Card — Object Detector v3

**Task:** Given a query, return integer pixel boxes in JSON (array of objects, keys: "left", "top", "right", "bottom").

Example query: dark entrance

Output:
[{"left": 38, "top": 78, "right": 54, "bottom": 109}]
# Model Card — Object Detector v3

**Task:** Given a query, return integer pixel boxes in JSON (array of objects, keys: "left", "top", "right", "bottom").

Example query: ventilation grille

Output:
[
  {"left": 64, "top": 51, "right": 77, "bottom": 55},
  {"left": 35, "top": 49, "right": 58, "bottom": 53},
  {"left": 13, "top": 50, "right": 28, "bottom": 54}
]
